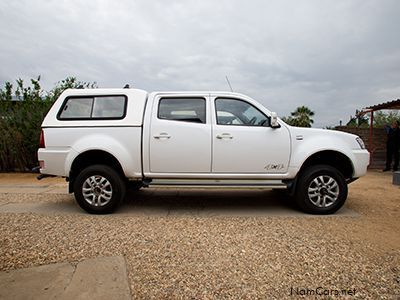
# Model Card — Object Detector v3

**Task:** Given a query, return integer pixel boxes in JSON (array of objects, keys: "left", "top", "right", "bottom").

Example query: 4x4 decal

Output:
[{"left": 264, "top": 164, "right": 285, "bottom": 170}]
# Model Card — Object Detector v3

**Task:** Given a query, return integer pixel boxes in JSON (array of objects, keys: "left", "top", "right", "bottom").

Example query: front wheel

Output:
[
  {"left": 74, "top": 165, "right": 126, "bottom": 214},
  {"left": 295, "top": 165, "right": 348, "bottom": 214}
]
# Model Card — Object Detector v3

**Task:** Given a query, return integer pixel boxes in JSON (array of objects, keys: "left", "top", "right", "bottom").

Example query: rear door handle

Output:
[
  {"left": 216, "top": 133, "right": 233, "bottom": 139},
  {"left": 153, "top": 132, "right": 171, "bottom": 139}
]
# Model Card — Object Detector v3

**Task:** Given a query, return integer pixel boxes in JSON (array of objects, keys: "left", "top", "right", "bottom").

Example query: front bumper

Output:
[{"left": 352, "top": 149, "right": 370, "bottom": 178}]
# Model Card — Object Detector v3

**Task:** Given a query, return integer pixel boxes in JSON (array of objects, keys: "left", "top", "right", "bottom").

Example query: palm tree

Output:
[{"left": 290, "top": 106, "right": 315, "bottom": 127}]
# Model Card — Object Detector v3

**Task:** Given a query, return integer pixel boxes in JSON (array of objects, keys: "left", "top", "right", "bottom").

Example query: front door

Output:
[
  {"left": 212, "top": 97, "right": 291, "bottom": 174},
  {"left": 149, "top": 95, "right": 212, "bottom": 173}
]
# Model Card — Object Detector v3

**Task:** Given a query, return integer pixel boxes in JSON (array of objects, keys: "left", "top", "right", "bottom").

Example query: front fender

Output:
[{"left": 290, "top": 135, "right": 355, "bottom": 171}]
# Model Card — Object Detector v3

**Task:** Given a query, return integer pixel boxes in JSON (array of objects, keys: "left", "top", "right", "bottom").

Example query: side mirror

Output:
[{"left": 270, "top": 112, "right": 280, "bottom": 128}]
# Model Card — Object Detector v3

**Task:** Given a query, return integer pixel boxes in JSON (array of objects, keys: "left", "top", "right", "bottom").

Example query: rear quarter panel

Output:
[{"left": 39, "top": 127, "right": 142, "bottom": 177}]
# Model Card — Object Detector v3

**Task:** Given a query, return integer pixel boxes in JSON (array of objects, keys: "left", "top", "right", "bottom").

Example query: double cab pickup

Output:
[{"left": 38, "top": 89, "right": 369, "bottom": 214}]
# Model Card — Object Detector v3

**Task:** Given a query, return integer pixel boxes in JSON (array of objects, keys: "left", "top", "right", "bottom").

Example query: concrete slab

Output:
[
  {"left": 0, "top": 189, "right": 359, "bottom": 217},
  {"left": 44, "top": 187, "right": 69, "bottom": 194},
  {"left": 121, "top": 189, "right": 359, "bottom": 217},
  {"left": 62, "top": 256, "right": 131, "bottom": 300},
  {"left": 0, "top": 186, "right": 48, "bottom": 194},
  {"left": 0, "top": 184, "right": 68, "bottom": 194},
  {"left": 0, "top": 176, "right": 360, "bottom": 217},
  {"left": 0, "top": 262, "right": 74, "bottom": 300},
  {"left": 0, "top": 256, "right": 131, "bottom": 300},
  {"left": 0, "top": 202, "right": 81, "bottom": 214}
]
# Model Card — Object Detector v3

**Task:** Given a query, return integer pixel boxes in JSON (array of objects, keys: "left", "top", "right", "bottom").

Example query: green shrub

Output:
[{"left": 0, "top": 76, "right": 96, "bottom": 171}]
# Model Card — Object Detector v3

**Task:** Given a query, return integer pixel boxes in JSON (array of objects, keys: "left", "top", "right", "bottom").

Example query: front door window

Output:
[{"left": 215, "top": 98, "right": 269, "bottom": 126}]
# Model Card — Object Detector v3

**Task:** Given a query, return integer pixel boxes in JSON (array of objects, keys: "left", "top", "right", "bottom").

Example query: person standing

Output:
[{"left": 383, "top": 120, "right": 400, "bottom": 172}]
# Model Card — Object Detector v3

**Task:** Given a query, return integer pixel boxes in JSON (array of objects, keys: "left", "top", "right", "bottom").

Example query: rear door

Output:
[{"left": 148, "top": 94, "right": 212, "bottom": 173}]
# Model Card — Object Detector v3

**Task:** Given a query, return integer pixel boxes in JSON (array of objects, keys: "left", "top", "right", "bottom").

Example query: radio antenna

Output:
[{"left": 225, "top": 76, "right": 233, "bottom": 92}]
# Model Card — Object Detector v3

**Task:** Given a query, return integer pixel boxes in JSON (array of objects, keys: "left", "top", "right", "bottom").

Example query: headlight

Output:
[{"left": 356, "top": 137, "right": 366, "bottom": 149}]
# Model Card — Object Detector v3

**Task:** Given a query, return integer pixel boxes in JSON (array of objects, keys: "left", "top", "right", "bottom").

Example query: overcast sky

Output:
[{"left": 1, "top": 0, "right": 399, "bottom": 127}]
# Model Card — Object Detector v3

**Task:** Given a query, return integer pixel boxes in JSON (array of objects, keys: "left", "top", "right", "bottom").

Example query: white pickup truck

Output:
[{"left": 38, "top": 88, "right": 369, "bottom": 214}]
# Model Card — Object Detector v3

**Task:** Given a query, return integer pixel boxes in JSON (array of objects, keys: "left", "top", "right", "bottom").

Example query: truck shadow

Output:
[
  {"left": 0, "top": 188, "right": 356, "bottom": 216},
  {"left": 120, "top": 188, "right": 356, "bottom": 217}
]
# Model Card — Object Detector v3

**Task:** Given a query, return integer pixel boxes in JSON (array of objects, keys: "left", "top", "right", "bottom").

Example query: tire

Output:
[
  {"left": 73, "top": 165, "right": 126, "bottom": 214},
  {"left": 295, "top": 164, "right": 348, "bottom": 214}
]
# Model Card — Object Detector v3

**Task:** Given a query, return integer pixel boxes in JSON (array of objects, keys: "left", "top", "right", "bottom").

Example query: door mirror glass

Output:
[{"left": 270, "top": 112, "right": 280, "bottom": 128}]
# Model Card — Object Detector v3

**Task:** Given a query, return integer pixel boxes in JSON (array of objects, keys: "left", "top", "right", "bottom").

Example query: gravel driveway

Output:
[{"left": 0, "top": 171, "right": 399, "bottom": 299}]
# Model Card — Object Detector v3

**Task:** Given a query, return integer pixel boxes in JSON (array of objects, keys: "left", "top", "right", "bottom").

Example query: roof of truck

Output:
[{"left": 64, "top": 88, "right": 251, "bottom": 99}]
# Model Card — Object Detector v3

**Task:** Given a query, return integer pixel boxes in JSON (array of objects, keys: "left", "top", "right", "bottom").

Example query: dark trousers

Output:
[{"left": 386, "top": 143, "right": 399, "bottom": 170}]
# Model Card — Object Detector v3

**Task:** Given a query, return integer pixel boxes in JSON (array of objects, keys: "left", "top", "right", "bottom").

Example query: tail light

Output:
[{"left": 39, "top": 129, "right": 45, "bottom": 148}]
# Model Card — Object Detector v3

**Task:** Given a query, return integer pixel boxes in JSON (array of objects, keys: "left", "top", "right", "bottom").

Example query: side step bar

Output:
[{"left": 142, "top": 179, "right": 288, "bottom": 189}]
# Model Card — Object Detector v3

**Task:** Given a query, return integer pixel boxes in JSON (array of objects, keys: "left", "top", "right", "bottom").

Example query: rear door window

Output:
[{"left": 158, "top": 98, "right": 206, "bottom": 124}]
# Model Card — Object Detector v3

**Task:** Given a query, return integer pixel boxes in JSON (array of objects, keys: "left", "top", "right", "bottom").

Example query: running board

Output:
[{"left": 143, "top": 179, "right": 288, "bottom": 189}]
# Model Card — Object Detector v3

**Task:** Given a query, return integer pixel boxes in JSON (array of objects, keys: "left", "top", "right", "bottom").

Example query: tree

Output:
[
  {"left": 0, "top": 76, "right": 97, "bottom": 171},
  {"left": 346, "top": 109, "right": 369, "bottom": 128},
  {"left": 0, "top": 76, "right": 49, "bottom": 170},
  {"left": 46, "top": 77, "right": 97, "bottom": 102},
  {"left": 281, "top": 116, "right": 294, "bottom": 125},
  {"left": 283, "top": 106, "right": 315, "bottom": 127},
  {"left": 373, "top": 111, "right": 400, "bottom": 127}
]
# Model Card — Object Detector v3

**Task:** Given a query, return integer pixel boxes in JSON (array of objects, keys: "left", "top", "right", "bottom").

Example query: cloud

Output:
[{"left": 0, "top": 0, "right": 399, "bottom": 127}]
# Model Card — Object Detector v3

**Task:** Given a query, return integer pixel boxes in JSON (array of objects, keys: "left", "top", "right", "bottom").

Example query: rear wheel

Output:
[
  {"left": 74, "top": 165, "right": 126, "bottom": 214},
  {"left": 295, "top": 165, "right": 347, "bottom": 214}
]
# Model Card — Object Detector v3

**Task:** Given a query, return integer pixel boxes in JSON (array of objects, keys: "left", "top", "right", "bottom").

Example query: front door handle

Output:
[
  {"left": 216, "top": 133, "right": 233, "bottom": 139},
  {"left": 153, "top": 132, "right": 171, "bottom": 139}
]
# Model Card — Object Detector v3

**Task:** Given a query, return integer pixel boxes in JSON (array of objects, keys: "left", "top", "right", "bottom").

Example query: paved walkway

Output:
[
  {"left": 0, "top": 195, "right": 358, "bottom": 217},
  {"left": 0, "top": 174, "right": 359, "bottom": 217},
  {"left": 0, "top": 256, "right": 131, "bottom": 300}
]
